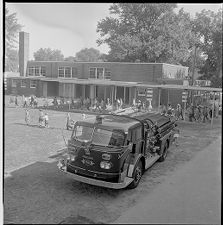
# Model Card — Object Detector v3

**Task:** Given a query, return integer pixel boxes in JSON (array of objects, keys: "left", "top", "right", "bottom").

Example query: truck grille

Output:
[{"left": 67, "top": 163, "right": 119, "bottom": 182}]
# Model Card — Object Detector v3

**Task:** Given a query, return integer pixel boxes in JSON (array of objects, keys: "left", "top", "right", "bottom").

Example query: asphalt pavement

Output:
[{"left": 112, "top": 136, "right": 221, "bottom": 224}]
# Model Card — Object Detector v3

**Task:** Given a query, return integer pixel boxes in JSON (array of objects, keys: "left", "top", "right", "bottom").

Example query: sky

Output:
[{"left": 6, "top": 3, "right": 222, "bottom": 60}]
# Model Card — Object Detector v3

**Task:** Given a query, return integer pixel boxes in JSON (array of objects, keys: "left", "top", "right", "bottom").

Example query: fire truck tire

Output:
[
  {"left": 128, "top": 160, "right": 143, "bottom": 189},
  {"left": 158, "top": 141, "right": 168, "bottom": 162}
]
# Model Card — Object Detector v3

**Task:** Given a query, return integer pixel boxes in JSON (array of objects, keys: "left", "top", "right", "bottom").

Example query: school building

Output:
[{"left": 6, "top": 31, "right": 190, "bottom": 108}]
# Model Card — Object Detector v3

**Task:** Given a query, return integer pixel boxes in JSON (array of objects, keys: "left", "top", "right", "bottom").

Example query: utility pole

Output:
[{"left": 191, "top": 45, "right": 197, "bottom": 104}]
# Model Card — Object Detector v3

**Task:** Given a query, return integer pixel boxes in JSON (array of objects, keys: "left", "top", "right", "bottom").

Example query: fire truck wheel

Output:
[
  {"left": 158, "top": 142, "right": 168, "bottom": 162},
  {"left": 128, "top": 160, "right": 143, "bottom": 189}
]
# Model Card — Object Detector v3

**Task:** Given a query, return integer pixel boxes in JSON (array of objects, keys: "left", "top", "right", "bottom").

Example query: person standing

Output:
[
  {"left": 188, "top": 104, "right": 195, "bottom": 122},
  {"left": 25, "top": 108, "right": 30, "bottom": 125},
  {"left": 66, "top": 112, "right": 73, "bottom": 130},
  {"left": 44, "top": 113, "right": 49, "bottom": 128},
  {"left": 23, "top": 97, "right": 28, "bottom": 108},
  {"left": 39, "top": 109, "right": 45, "bottom": 127},
  {"left": 160, "top": 104, "right": 167, "bottom": 115},
  {"left": 203, "top": 106, "right": 209, "bottom": 123},
  {"left": 15, "top": 96, "right": 18, "bottom": 106},
  {"left": 214, "top": 99, "right": 219, "bottom": 118},
  {"left": 166, "top": 103, "right": 172, "bottom": 116}
]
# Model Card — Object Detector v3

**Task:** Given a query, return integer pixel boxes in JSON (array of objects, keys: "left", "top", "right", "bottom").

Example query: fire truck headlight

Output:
[
  {"left": 70, "top": 155, "right": 76, "bottom": 161},
  {"left": 100, "top": 161, "right": 112, "bottom": 169},
  {"left": 66, "top": 154, "right": 71, "bottom": 161}
]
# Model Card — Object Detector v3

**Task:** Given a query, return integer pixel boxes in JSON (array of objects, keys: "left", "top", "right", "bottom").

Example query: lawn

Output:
[{"left": 4, "top": 104, "right": 87, "bottom": 174}]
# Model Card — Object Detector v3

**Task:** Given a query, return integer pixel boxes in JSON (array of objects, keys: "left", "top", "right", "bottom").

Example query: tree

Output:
[
  {"left": 75, "top": 48, "right": 103, "bottom": 62},
  {"left": 5, "top": 7, "right": 22, "bottom": 71},
  {"left": 96, "top": 3, "right": 195, "bottom": 63},
  {"left": 33, "top": 48, "right": 64, "bottom": 61},
  {"left": 192, "top": 9, "right": 222, "bottom": 87},
  {"left": 64, "top": 56, "right": 77, "bottom": 62},
  {"left": 5, "top": 49, "right": 19, "bottom": 72}
]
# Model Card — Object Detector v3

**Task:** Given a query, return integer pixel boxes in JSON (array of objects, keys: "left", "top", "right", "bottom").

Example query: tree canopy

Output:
[
  {"left": 97, "top": 3, "right": 196, "bottom": 63},
  {"left": 5, "top": 7, "right": 22, "bottom": 72},
  {"left": 97, "top": 3, "right": 222, "bottom": 87},
  {"left": 75, "top": 48, "right": 103, "bottom": 62},
  {"left": 33, "top": 48, "right": 64, "bottom": 61},
  {"left": 193, "top": 9, "right": 222, "bottom": 87}
]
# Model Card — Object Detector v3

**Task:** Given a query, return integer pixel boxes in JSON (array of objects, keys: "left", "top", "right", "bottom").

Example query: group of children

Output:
[{"left": 24, "top": 109, "right": 49, "bottom": 128}]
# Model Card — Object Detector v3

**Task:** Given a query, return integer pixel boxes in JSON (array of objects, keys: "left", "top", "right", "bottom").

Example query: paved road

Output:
[{"left": 113, "top": 136, "right": 221, "bottom": 224}]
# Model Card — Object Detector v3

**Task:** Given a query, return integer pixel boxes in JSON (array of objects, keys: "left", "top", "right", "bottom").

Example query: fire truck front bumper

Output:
[{"left": 57, "top": 160, "right": 133, "bottom": 189}]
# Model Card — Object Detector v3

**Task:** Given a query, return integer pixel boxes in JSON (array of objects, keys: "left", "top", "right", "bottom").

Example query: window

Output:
[
  {"left": 73, "top": 125, "right": 93, "bottom": 142},
  {"left": 12, "top": 79, "right": 17, "bottom": 87},
  {"left": 35, "top": 66, "right": 41, "bottom": 76},
  {"left": 89, "top": 67, "right": 111, "bottom": 79},
  {"left": 138, "top": 89, "right": 146, "bottom": 97},
  {"left": 28, "top": 66, "right": 46, "bottom": 76},
  {"left": 90, "top": 68, "right": 96, "bottom": 78},
  {"left": 30, "top": 80, "right": 37, "bottom": 88},
  {"left": 131, "top": 127, "right": 142, "bottom": 142},
  {"left": 58, "top": 67, "right": 64, "bottom": 77},
  {"left": 97, "top": 68, "right": 104, "bottom": 79},
  {"left": 72, "top": 67, "right": 77, "bottom": 78},
  {"left": 104, "top": 68, "right": 111, "bottom": 79},
  {"left": 41, "top": 67, "right": 46, "bottom": 76},
  {"left": 58, "top": 67, "right": 72, "bottom": 78},
  {"left": 21, "top": 80, "right": 26, "bottom": 88},
  {"left": 28, "top": 67, "right": 35, "bottom": 76},
  {"left": 65, "top": 67, "right": 71, "bottom": 78}
]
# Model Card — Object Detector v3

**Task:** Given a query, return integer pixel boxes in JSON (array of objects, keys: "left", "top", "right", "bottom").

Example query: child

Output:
[
  {"left": 66, "top": 112, "right": 74, "bottom": 130},
  {"left": 25, "top": 109, "right": 30, "bottom": 125},
  {"left": 39, "top": 109, "right": 45, "bottom": 127},
  {"left": 172, "top": 126, "right": 180, "bottom": 146},
  {"left": 44, "top": 113, "right": 49, "bottom": 128}
]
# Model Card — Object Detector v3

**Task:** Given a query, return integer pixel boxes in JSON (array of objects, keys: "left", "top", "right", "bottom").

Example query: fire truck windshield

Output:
[
  {"left": 72, "top": 125, "right": 125, "bottom": 147},
  {"left": 73, "top": 125, "right": 94, "bottom": 142},
  {"left": 92, "top": 128, "right": 125, "bottom": 147}
]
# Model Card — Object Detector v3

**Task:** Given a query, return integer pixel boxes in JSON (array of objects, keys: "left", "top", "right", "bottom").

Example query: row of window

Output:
[
  {"left": 58, "top": 67, "right": 77, "bottom": 78},
  {"left": 27, "top": 66, "right": 111, "bottom": 80},
  {"left": 28, "top": 66, "right": 46, "bottom": 76},
  {"left": 89, "top": 67, "right": 111, "bottom": 79},
  {"left": 12, "top": 80, "right": 37, "bottom": 88}
]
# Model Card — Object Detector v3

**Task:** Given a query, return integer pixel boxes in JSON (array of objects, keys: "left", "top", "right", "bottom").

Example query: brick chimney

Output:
[{"left": 19, "top": 31, "right": 29, "bottom": 77}]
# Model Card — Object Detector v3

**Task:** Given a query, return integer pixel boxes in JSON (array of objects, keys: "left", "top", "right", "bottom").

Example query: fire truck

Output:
[{"left": 57, "top": 110, "right": 178, "bottom": 189}]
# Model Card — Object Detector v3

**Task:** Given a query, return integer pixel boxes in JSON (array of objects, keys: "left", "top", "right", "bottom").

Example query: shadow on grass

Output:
[{"left": 4, "top": 160, "right": 123, "bottom": 224}]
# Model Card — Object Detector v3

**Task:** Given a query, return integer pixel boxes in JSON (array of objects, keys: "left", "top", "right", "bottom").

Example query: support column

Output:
[
  {"left": 211, "top": 92, "right": 215, "bottom": 128},
  {"left": 69, "top": 84, "right": 72, "bottom": 99},
  {"left": 90, "top": 85, "right": 95, "bottom": 105},
  {"left": 63, "top": 83, "right": 65, "bottom": 97},
  {"left": 124, "top": 86, "right": 126, "bottom": 104},
  {"left": 158, "top": 88, "right": 161, "bottom": 113},
  {"left": 104, "top": 86, "right": 107, "bottom": 101},
  {"left": 111, "top": 86, "right": 114, "bottom": 105},
  {"left": 82, "top": 85, "right": 86, "bottom": 99},
  {"left": 167, "top": 89, "right": 169, "bottom": 104},
  {"left": 114, "top": 86, "right": 117, "bottom": 100},
  {"left": 134, "top": 87, "right": 137, "bottom": 100}
]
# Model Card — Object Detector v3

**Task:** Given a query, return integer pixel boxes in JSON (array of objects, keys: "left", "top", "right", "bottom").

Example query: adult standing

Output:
[
  {"left": 203, "top": 105, "right": 209, "bottom": 123},
  {"left": 15, "top": 95, "right": 18, "bottom": 106},
  {"left": 166, "top": 103, "right": 173, "bottom": 116},
  {"left": 23, "top": 97, "right": 28, "bottom": 108},
  {"left": 175, "top": 104, "right": 184, "bottom": 120}
]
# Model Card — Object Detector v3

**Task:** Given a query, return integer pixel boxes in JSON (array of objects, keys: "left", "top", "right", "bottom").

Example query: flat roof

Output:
[{"left": 27, "top": 61, "right": 188, "bottom": 68}]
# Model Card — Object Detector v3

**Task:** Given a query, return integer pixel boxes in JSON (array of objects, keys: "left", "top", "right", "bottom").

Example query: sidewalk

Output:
[{"left": 112, "top": 136, "right": 221, "bottom": 224}]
